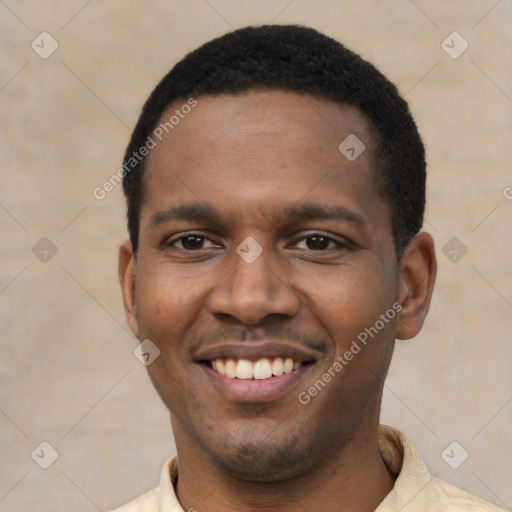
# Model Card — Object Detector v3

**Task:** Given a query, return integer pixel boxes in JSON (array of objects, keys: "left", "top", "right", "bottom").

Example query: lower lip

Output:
[{"left": 200, "top": 364, "right": 314, "bottom": 402}]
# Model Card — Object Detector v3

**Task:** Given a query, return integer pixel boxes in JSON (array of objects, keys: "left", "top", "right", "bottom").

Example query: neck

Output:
[{"left": 172, "top": 420, "right": 395, "bottom": 512}]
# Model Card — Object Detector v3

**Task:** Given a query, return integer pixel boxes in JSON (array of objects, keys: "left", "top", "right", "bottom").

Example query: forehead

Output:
[
  {"left": 141, "top": 90, "right": 386, "bottom": 231},
  {"left": 149, "top": 90, "right": 376, "bottom": 159}
]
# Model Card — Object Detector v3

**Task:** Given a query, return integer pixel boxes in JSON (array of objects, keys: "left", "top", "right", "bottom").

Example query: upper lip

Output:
[{"left": 194, "top": 340, "right": 321, "bottom": 363}]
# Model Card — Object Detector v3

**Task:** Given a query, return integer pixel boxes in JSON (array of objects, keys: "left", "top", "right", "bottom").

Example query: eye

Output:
[
  {"left": 294, "top": 234, "right": 347, "bottom": 251},
  {"left": 170, "top": 234, "right": 217, "bottom": 251}
]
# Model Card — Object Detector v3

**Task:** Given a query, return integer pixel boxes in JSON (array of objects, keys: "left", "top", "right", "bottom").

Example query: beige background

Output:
[{"left": 1, "top": 1, "right": 511, "bottom": 511}]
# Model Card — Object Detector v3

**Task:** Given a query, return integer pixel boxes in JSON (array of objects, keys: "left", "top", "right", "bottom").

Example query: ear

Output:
[
  {"left": 118, "top": 240, "right": 139, "bottom": 339},
  {"left": 396, "top": 232, "right": 437, "bottom": 340}
]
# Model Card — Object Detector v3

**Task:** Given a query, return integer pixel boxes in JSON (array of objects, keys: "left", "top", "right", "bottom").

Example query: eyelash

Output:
[
  {"left": 165, "top": 232, "right": 351, "bottom": 252},
  {"left": 167, "top": 234, "right": 218, "bottom": 250}
]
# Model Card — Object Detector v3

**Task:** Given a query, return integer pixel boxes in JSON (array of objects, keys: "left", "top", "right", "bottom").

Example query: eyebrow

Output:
[
  {"left": 150, "top": 201, "right": 366, "bottom": 228},
  {"left": 284, "top": 202, "right": 365, "bottom": 226},
  {"left": 151, "top": 204, "right": 222, "bottom": 226}
]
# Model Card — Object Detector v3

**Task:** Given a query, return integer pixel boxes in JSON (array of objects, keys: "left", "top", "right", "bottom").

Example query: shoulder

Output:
[
  {"left": 108, "top": 457, "right": 178, "bottom": 512},
  {"left": 377, "top": 425, "right": 505, "bottom": 512},
  {"left": 108, "top": 487, "right": 159, "bottom": 512},
  {"left": 431, "top": 477, "right": 506, "bottom": 511}
]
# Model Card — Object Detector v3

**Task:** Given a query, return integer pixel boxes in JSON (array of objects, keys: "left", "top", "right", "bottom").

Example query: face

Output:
[{"left": 119, "top": 90, "right": 435, "bottom": 481}]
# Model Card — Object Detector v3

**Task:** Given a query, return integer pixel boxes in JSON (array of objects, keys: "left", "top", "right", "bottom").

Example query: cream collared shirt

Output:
[{"left": 110, "top": 425, "right": 505, "bottom": 511}]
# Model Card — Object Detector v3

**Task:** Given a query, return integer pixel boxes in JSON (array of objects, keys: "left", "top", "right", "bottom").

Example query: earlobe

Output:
[
  {"left": 118, "top": 240, "right": 139, "bottom": 339},
  {"left": 396, "top": 232, "right": 437, "bottom": 340}
]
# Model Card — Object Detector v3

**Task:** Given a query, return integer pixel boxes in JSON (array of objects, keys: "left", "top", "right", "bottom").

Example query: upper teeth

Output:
[{"left": 211, "top": 357, "right": 302, "bottom": 380}]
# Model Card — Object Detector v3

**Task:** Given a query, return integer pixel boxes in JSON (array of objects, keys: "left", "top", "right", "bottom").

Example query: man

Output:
[{"left": 113, "top": 25, "right": 504, "bottom": 512}]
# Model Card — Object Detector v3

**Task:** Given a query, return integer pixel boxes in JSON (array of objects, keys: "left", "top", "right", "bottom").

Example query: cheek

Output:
[
  {"left": 134, "top": 267, "right": 206, "bottom": 407},
  {"left": 296, "top": 262, "right": 393, "bottom": 336},
  {"left": 134, "top": 264, "right": 206, "bottom": 341}
]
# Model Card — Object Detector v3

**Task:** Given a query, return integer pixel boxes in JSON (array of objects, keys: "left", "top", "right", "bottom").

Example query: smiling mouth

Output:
[{"left": 202, "top": 357, "right": 314, "bottom": 380}]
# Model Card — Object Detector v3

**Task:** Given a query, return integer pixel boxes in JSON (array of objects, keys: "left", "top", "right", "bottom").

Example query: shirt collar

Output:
[
  {"left": 157, "top": 424, "right": 433, "bottom": 512},
  {"left": 375, "top": 424, "right": 434, "bottom": 511}
]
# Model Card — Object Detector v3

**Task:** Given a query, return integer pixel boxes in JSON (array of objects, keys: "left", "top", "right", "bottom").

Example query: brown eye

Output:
[
  {"left": 305, "top": 235, "right": 332, "bottom": 250},
  {"left": 176, "top": 235, "right": 206, "bottom": 250},
  {"left": 293, "top": 233, "right": 349, "bottom": 252}
]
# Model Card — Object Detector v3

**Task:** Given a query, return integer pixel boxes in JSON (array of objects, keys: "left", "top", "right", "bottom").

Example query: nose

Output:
[{"left": 208, "top": 242, "right": 300, "bottom": 325}]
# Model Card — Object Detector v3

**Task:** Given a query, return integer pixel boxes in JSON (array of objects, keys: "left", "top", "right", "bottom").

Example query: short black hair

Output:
[{"left": 122, "top": 24, "right": 425, "bottom": 257}]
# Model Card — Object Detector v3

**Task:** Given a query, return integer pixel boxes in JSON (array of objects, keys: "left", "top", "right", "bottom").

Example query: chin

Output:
[{"left": 198, "top": 431, "right": 319, "bottom": 483}]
